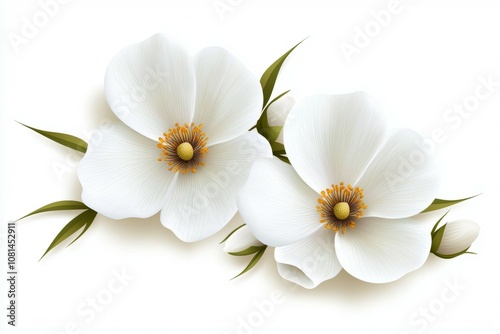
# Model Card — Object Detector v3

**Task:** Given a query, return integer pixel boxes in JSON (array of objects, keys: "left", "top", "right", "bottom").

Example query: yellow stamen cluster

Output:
[
  {"left": 316, "top": 182, "right": 367, "bottom": 234},
  {"left": 157, "top": 122, "right": 208, "bottom": 174}
]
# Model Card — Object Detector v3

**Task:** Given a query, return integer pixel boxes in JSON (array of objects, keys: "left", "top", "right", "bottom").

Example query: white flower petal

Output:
[
  {"left": 193, "top": 47, "right": 262, "bottom": 146},
  {"left": 437, "top": 220, "right": 480, "bottom": 255},
  {"left": 161, "top": 132, "right": 271, "bottom": 242},
  {"left": 223, "top": 225, "right": 263, "bottom": 253},
  {"left": 284, "top": 92, "right": 387, "bottom": 193},
  {"left": 357, "top": 129, "right": 440, "bottom": 219},
  {"left": 275, "top": 227, "right": 342, "bottom": 289},
  {"left": 105, "top": 34, "right": 196, "bottom": 140},
  {"left": 77, "top": 123, "right": 176, "bottom": 219},
  {"left": 237, "top": 157, "right": 322, "bottom": 247},
  {"left": 335, "top": 217, "right": 431, "bottom": 283}
]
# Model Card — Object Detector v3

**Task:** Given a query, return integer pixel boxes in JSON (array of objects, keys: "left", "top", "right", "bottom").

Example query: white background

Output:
[{"left": 2, "top": 0, "right": 500, "bottom": 333}]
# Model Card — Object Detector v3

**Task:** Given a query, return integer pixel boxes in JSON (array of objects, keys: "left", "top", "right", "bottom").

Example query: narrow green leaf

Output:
[
  {"left": 421, "top": 195, "right": 479, "bottom": 213},
  {"left": 17, "top": 200, "right": 89, "bottom": 221},
  {"left": 270, "top": 126, "right": 283, "bottom": 142},
  {"left": 18, "top": 122, "right": 88, "bottom": 153},
  {"left": 228, "top": 245, "right": 267, "bottom": 256},
  {"left": 433, "top": 247, "right": 475, "bottom": 259},
  {"left": 66, "top": 214, "right": 96, "bottom": 248},
  {"left": 40, "top": 209, "right": 97, "bottom": 260},
  {"left": 430, "top": 224, "right": 447, "bottom": 254},
  {"left": 275, "top": 154, "right": 290, "bottom": 164},
  {"left": 259, "top": 126, "right": 283, "bottom": 143},
  {"left": 256, "top": 90, "right": 290, "bottom": 132},
  {"left": 231, "top": 247, "right": 267, "bottom": 280},
  {"left": 270, "top": 141, "right": 285, "bottom": 152},
  {"left": 272, "top": 149, "right": 286, "bottom": 155},
  {"left": 260, "top": 39, "right": 306, "bottom": 108},
  {"left": 220, "top": 224, "right": 245, "bottom": 244},
  {"left": 431, "top": 211, "right": 449, "bottom": 236}
]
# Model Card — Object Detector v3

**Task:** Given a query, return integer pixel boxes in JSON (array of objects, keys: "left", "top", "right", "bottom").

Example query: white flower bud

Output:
[
  {"left": 266, "top": 96, "right": 295, "bottom": 144},
  {"left": 436, "top": 220, "right": 480, "bottom": 256},
  {"left": 223, "top": 225, "right": 263, "bottom": 253}
]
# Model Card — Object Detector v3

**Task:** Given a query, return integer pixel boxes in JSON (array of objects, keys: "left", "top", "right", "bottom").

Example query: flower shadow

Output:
[
  {"left": 95, "top": 213, "right": 209, "bottom": 255},
  {"left": 261, "top": 250, "right": 445, "bottom": 304},
  {"left": 87, "top": 89, "right": 119, "bottom": 124}
]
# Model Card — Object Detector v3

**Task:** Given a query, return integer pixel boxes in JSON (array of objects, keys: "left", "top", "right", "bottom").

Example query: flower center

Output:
[
  {"left": 157, "top": 122, "right": 208, "bottom": 174},
  {"left": 333, "top": 202, "right": 350, "bottom": 220},
  {"left": 316, "top": 182, "right": 367, "bottom": 234},
  {"left": 177, "top": 142, "right": 194, "bottom": 161}
]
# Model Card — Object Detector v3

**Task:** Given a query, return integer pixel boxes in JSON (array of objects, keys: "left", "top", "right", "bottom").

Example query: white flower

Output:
[
  {"left": 266, "top": 96, "right": 295, "bottom": 144},
  {"left": 237, "top": 92, "right": 440, "bottom": 288},
  {"left": 77, "top": 34, "right": 271, "bottom": 242},
  {"left": 223, "top": 225, "right": 263, "bottom": 253},
  {"left": 435, "top": 220, "right": 479, "bottom": 256}
]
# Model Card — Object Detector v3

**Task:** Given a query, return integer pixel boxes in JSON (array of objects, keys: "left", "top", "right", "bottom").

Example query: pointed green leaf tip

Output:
[
  {"left": 16, "top": 200, "right": 97, "bottom": 259},
  {"left": 16, "top": 200, "right": 89, "bottom": 221},
  {"left": 220, "top": 224, "right": 245, "bottom": 244},
  {"left": 18, "top": 122, "right": 88, "bottom": 153},
  {"left": 421, "top": 195, "right": 479, "bottom": 213},
  {"left": 260, "top": 38, "right": 306, "bottom": 109},
  {"left": 228, "top": 245, "right": 267, "bottom": 256},
  {"left": 275, "top": 154, "right": 290, "bottom": 164},
  {"left": 40, "top": 209, "right": 97, "bottom": 260},
  {"left": 231, "top": 246, "right": 267, "bottom": 280},
  {"left": 430, "top": 215, "right": 448, "bottom": 254},
  {"left": 221, "top": 226, "right": 268, "bottom": 279}
]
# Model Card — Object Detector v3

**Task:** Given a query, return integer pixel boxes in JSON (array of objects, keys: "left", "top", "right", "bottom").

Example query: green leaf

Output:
[
  {"left": 270, "top": 126, "right": 283, "bottom": 141},
  {"left": 433, "top": 247, "right": 474, "bottom": 259},
  {"left": 18, "top": 122, "right": 88, "bottom": 153},
  {"left": 275, "top": 154, "right": 290, "bottom": 164},
  {"left": 421, "top": 195, "right": 479, "bottom": 213},
  {"left": 228, "top": 245, "right": 267, "bottom": 256},
  {"left": 430, "top": 224, "right": 447, "bottom": 254},
  {"left": 431, "top": 211, "right": 449, "bottom": 236},
  {"left": 231, "top": 246, "right": 267, "bottom": 280},
  {"left": 40, "top": 209, "right": 97, "bottom": 260},
  {"left": 264, "top": 126, "right": 283, "bottom": 143},
  {"left": 270, "top": 141, "right": 285, "bottom": 152},
  {"left": 17, "top": 200, "right": 89, "bottom": 221},
  {"left": 66, "top": 215, "right": 95, "bottom": 248},
  {"left": 256, "top": 90, "right": 290, "bottom": 132},
  {"left": 260, "top": 39, "right": 306, "bottom": 108},
  {"left": 219, "top": 224, "right": 245, "bottom": 244},
  {"left": 254, "top": 90, "right": 292, "bottom": 161}
]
